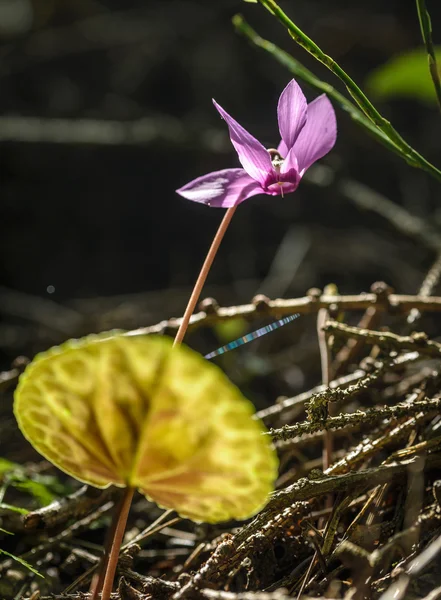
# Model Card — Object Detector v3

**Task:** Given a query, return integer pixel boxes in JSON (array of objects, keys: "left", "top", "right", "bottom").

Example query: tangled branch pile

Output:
[{"left": 1, "top": 285, "right": 441, "bottom": 600}]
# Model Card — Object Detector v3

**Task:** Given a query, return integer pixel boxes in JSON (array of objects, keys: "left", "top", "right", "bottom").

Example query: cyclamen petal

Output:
[
  {"left": 277, "top": 79, "right": 307, "bottom": 150},
  {"left": 277, "top": 139, "right": 289, "bottom": 158},
  {"left": 280, "top": 146, "right": 299, "bottom": 177},
  {"left": 176, "top": 168, "right": 263, "bottom": 208},
  {"left": 212, "top": 100, "right": 274, "bottom": 186},
  {"left": 177, "top": 79, "right": 336, "bottom": 207},
  {"left": 293, "top": 94, "right": 337, "bottom": 174}
]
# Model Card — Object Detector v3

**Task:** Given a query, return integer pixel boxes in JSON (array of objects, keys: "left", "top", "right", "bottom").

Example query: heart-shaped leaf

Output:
[{"left": 14, "top": 334, "right": 277, "bottom": 523}]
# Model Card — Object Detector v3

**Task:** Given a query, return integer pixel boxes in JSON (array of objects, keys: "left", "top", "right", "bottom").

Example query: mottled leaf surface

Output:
[{"left": 14, "top": 334, "right": 277, "bottom": 523}]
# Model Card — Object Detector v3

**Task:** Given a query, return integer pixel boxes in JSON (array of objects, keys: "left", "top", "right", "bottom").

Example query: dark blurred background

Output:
[{"left": 1, "top": 0, "right": 441, "bottom": 385}]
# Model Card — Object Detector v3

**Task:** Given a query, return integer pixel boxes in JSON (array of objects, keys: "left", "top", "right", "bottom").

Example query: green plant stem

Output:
[
  {"left": 233, "top": 15, "right": 404, "bottom": 160},
  {"left": 416, "top": 0, "right": 441, "bottom": 113},
  {"left": 173, "top": 206, "right": 237, "bottom": 346},
  {"left": 256, "top": 0, "right": 441, "bottom": 183}
]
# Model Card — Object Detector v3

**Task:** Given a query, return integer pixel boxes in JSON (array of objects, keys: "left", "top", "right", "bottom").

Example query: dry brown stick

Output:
[
  {"left": 201, "top": 591, "right": 293, "bottom": 600},
  {"left": 408, "top": 251, "right": 441, "bottom": 325},
  {"left": 297, "top": 492, "right": 351, "bottom": 598},
  {"left": 256, "top": 369, "right": 364, "bottom": 423},
  {"left": 332, "top": 306, "right": 380, "bottom": 375},
  {"left": 0, "top": 367, "right": 20, "bottom": 392},
  {"left": 0, "top": 501, "right": 114, "bottom": 575},
  {"left": 305, "top": 353, "right": 395, "bottom": 424},
  {"left": 343, "top": 485, "right": 384, "bottom": 543},
  {"left": 314, "top": 288, "right": 340, "bottom": 598},
  {"left": 321, "top": 493, "right": 358, "bottom": 557},
  {"left": 335, "top": 429, "right": 441, "bottom": 544},
  {"left": 23, "top": 485, "right": 115, "bottom": 530},
  {"left": 0, "top": 357, "right": 28, "bottom": 392},
  {"left": 418, "top": 254, "right": 441, "bottom": 297},
  {"left": 1, "top": 292, "right": 440, "bottom": 392},
  {"left": 268, "top": 397, "right": 441, "bottom": 442},
  {"left": 326, "top": 412, "right": 433, "bottom": 476},
  {"left": 317, "top": 292, "right": 334, "bottom": 390},
  {"left": 274, "top": 425, "right": 361, "bottom": 453},
  {"left": 343, "top": 513, "right": 441, "bottom": 600},
  {"left": 419, "top": 586, "right": 441, "bottom": 600},
  {"left": 316, "top": 285, "right": 336, "bottom": 473},
  {"left": 324, "top": 321, "right": 441, "bottom": 359},
  {"left": 402, "top": 455, "right": 425, "bottom": 555},
  {"left": 331, "top": 281, "right": 392, "bottom": 377},
  {"left": 65, "top": 509, "right": 179, "bottom": 595},
  {"left": 131, "top": 292, "right": 441, "bottom": 339},
  {"left": 38, "top": 595, "right": 120, "bottom": 600},
  {"left": 294, "top": 494, "right": 356, "bottom": 596},
  {"left": 174, "top": 455, "right": 441, "bottom": 600},
  {"left": 392, "top": 530, "right": 441, "bottom": 598},
  {"left": 3, "top": 291, "right": 438, "bottom": 393},
  {"left": 174, "top": 502, "right": 312, "bottom": 599},
  {"left": 37, "top": 588, "right": 299, "bottom": 600},
  {"left": 257, "top": 351, "right": 419, "bottom": 424}
]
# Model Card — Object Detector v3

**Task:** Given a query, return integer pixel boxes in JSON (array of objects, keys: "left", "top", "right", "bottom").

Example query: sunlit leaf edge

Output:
[
  {"left": 14, "top": 332, "right": 278, "bottom": 523},
  {"left": 13, "top": 330, "right": 127, "bottom": 491}
]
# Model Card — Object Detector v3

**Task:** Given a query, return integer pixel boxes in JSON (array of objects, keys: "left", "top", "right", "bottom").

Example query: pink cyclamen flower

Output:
[{"left": 176, "top": 79, "right": 337, "bottom": 208}]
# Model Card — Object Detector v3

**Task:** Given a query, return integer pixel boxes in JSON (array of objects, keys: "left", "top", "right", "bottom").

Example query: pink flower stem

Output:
[
  {"left": 89, "top": 495, "right": 121, "bottom": 600},
  {"left": 173, "top": 206, "right": 237, "bottom": 347},
  {"left": 90, "top": 207, "right": 236, "bottom": 597},
  {"left": 97, "top": 486, "right": 135, "bottom": 600}
]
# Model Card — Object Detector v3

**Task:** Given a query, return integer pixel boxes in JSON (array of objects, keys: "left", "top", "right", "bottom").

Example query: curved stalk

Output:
[
  {"left": 173, "top": 206, "right": 237, "bottom": 347},
  {"left": 99, "top": 487, "right": 135, "bottom": 600}
]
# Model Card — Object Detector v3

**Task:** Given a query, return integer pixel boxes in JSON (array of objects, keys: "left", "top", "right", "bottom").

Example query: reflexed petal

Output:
[
  {"left": 176, "top": 168, "right": 263, "bottom": 208},
  {"left": 280, "top": 146, "right": 299, "bottom": 180},
  {"left": 277, "top": 139, "right": 289, "bottom": 158},
  {"left": 277, "top": 79, "right": 307, "bottom": 150},
  {"left": 294, "top": 94, "right": 337, "bottom": 174},
  {"left": 213, "top": 100, "right": 273, "bottom": 185}
]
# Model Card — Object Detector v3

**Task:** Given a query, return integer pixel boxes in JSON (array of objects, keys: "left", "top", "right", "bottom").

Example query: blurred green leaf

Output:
[
  {"left": 366, "top": 47, "right": 441, "bottom": 104},
  {"left": 0, "top": 457, "right": 71, "bottom": 506},
  {"left": 213, "top": 318, "right": 248, "bottom": 343},
  {"left": 0, "top": 459, "right": 18, "bottom": 475},
  {"left": 14, "top": 480, "right": 55, "bottom": 507},
  {"left": 0, "top": 549, "right": 43, "bottom": 577}
]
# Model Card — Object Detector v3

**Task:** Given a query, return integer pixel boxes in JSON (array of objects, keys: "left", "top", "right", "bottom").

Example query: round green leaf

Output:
[{"left": 14, "top": 334, "right": 277, "bottom": 523}]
